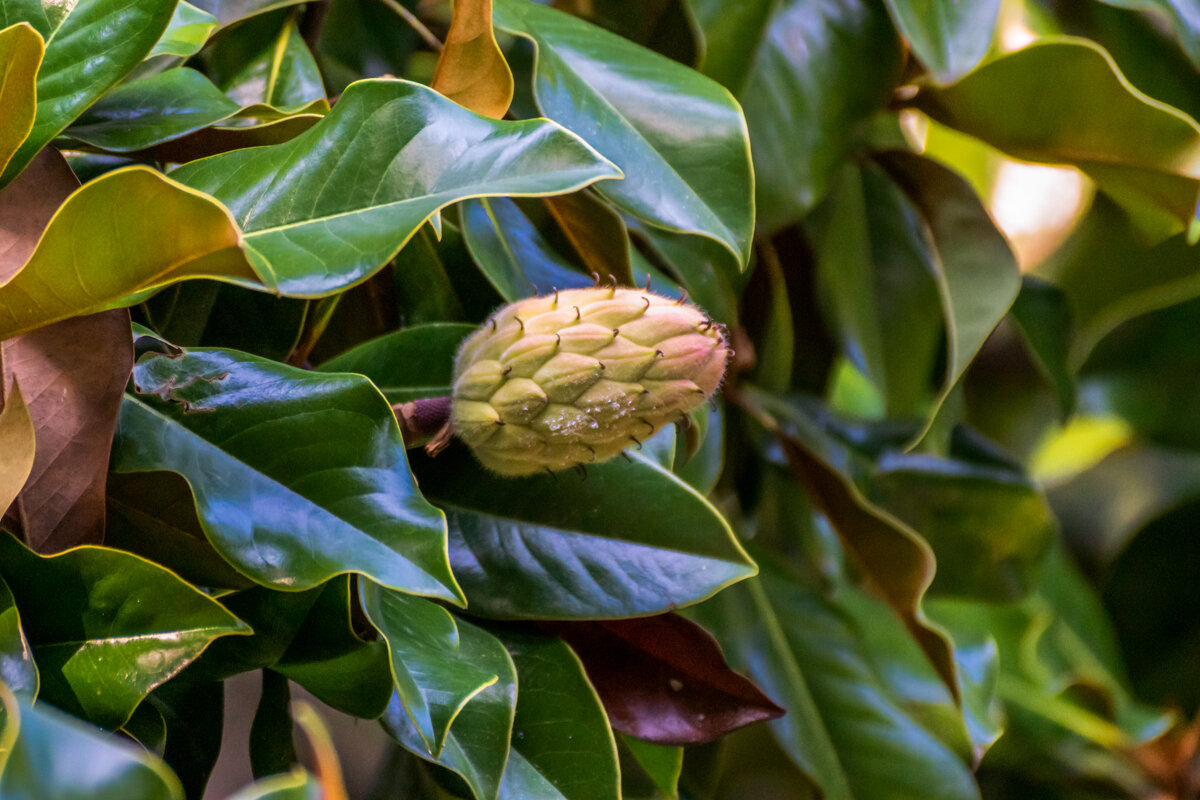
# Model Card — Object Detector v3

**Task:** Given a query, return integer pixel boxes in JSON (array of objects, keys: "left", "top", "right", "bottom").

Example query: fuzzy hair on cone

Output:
[{"left": 450, "top": 286, "right": 730, "bottom": 476}]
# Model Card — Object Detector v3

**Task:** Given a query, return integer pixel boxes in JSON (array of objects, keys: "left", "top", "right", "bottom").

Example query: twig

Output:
[
  {"left": 376, "top": 0, "right": 443, "bottom": 51},
  {"left": 393, "top": 395, "right": 452, "bottom": 448}
]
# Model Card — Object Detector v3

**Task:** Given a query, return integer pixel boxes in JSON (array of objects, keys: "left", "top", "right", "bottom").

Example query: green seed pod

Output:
[{"left": 450, "top": 287, "right": 729, "bottom": 476}]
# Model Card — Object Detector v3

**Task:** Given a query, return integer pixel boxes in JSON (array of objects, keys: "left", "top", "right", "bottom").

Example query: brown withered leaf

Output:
[
  {"left": 430, "top": 0, "right": 514, "bottom": 119},
  {"left": 0, "top": 149, "right": 133, "bottom": 551},
  {"left": 546, "top": 613, "right": 784, "bottom": 745}
]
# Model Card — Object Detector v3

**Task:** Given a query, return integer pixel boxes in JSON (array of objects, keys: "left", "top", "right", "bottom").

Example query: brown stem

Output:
[{"left": 393, "top": 395, "right": 452, "bottom": 449}]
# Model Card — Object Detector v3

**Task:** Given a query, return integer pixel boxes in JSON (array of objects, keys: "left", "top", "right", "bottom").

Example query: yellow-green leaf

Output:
[
  {"left": 0, "top": 23, "right": 43, "bottom": 177},
  {"left": 0, "top": 167, "right": 256, "bottom": 341},
  {"left": 431, "top": 0, "right": 514, "bottom": 119},
  {"left": 0, "top": 379, "right": 34, "bottom": 518}
]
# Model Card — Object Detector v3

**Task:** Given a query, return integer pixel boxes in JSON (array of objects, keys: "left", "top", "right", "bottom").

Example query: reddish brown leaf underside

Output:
[
  {"left": 0, "top": 149, "right": 134, "bottom": 551},
  {"left": 547, "top": 613, "right": 784, "bottom": 746}
]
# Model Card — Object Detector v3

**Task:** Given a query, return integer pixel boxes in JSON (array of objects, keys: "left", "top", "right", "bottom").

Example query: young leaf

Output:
[
  {"left": 0, "top": 531, "right": 248, "bottom": 730},
  {"left": 112, "top": 347, "right": 465, "bottom": 603},
  {"left": 361, "top": 582, "right": 499, "bottom": 755},
  {"left": 379, "top": 613, "right": 518, "bottom": 800},
  {"left": 546, "top": 614, "right": 783, "bottom": 745},
  {"left": 0, "top": 685, "right": 185, "bottom": 799},
  {"left": 0, "top": 0, "right": 177, "bottom": 186},
  {"left": 411, "top": 446, "right": 757, "bottom": 620},
  {"left": 493, "top": 0, "right": 754, "bottom": 270},
  {"left": 148, "top": 1, "right": 218, "bottom": 59},
  {"left": 432, "top": 0, "right": 514, "bottom": 119},
  {"left": 0, "top": 23, "right": 43, "bottom": 176}
]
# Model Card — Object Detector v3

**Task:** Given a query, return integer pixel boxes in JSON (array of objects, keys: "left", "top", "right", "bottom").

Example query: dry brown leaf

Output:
[
  {"left": 0, "top": 149, "right": 134, "bottom": 551},
  {"left": 430, "top": 0, "right": 514, "bottom": 119}
]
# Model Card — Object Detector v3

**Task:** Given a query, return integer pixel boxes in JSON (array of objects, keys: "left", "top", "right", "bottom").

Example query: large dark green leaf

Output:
[
  {"left": 111, "top": 347, "right": 464, "bottom": 602},
  {"left": 809, "top": 162, "right": 944, "bottom": 419},
  {"left": 687, "top": 0, "right": 777, "bottom": 94},
  {"left": 0, "top": 573, "right": 37, "bottom": 700},
  {"left": 0, "top": 531, "right": 246, "bottom": 729},
  {"left": 318, "top": 323, "right": 475, "bottom": 403},
  {"left": 146, "top": 680, "right": 225, "bottom": 798},
  {"left": 361, "top": 582, "right": 499, "bottom": 754},
  {"left": 0, "top": 687, "right": 184, "bottom": 799},
  {"left": 65, "top": 68, "right": 240, "bottom": 153},
  {"left": 379, "top": 615, "right": 518, "bottom": 800},
  {"left": 0, "top": 0, "right": 177, "bottom": 185},
  {"left": 694, "top": 561, "right": 980, "bottom": 800},
  {"left": 1009, "top": 276, "right": 1076, "bottom": 420},
  {"left": 493, "top": 0, "right": 754, "bottom": 270},
  {"left": 496, "top": 630, "right": 620, "bottom": 800},
  {"left": 173, "top": 78, "right": 622, "bottom": 297},
  {"left": 743, "top": 0, "right": 904, "bottom": 231},
  {"left": 189, "top": 0, "right": 305, "bottom": 27},
  {"left": 410, "top": 445, "right": 756, "bottom": 620},
  {"left": 917, "top": 38, "right": 1200, "bottom": 241},
  {"left": 881, "top": 0, "right": 1000, "bottom": 83},
  {"left": 866, "top": 453, "right": 1055, "bottom": 601}
]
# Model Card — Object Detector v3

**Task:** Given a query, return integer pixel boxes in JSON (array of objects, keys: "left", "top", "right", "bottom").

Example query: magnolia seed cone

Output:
[{"left": 450, "top": 287, "right": 730, "bottom": 476}]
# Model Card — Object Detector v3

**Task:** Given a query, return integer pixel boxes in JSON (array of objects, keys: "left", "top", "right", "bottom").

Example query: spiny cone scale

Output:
[{"left": 451, "top": 286, "right": 730, "bottom": 476}]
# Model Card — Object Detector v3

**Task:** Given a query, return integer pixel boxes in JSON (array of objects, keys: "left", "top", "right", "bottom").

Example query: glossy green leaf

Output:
[
  {"left": 173, "top": 78, "right": 622, "bottom": 297},
  {"left": 361, "top": 582, "right": 498, "bottom": 755},
  {"left": 810, "top": 163, "right": 944, "bottom": 418},
  {"left": 149, "top": 1, "right": 218, "bottom": 58},
  {"left": 688, "top": 0, "right": 777, "bottom": 94},
  {"left": 112, "top": 347, "right": 464, "bottom": 601},
  {"left": 0, "top": 23, "right": 43, "bottom": 177},
  {"left": 314, "top": 0, "right": 419, "bottom": 95},
  {"left": 0, "top": 0, "right": 177, "bottom": 186},
  {"left": 0, "top": 380, "right": 34, "bottom": 518},
  {"left": 205, "top": 12, "right": 326, "bottom": 112},
  {"left": 739, "top": 389, "right": 959, "bottom": 699},
  {"left": 695, "top": 562, "right": 980, "bottom": 800},
  {"left": 379, "top": 613, "right": 518, "bottom": 800},
  {"left": 493, "top": 0, "right": 754, "bottom": 270},
  {"left": 318, "top": 323, "right": 474, "bottom": 403},
  {"left": 0, "top": 166, "right": 258, "bottom": 341},
  {"left": 743, "top": 0, "right": 904, "bottom": 231},
  {"left": 461, "top": 197, "right": 595, "bottom": 300},
  {"left": 0, "top": 531, "right": 247, "bottom": 729},
  {"left": 881, "top": 0, "right": 1000, "bottom": 83},
  {"left": 410, "top": 445, "right": 756, "bottom": 619},
  {"left": 66, "top": 68, "right": 240, "bottom": 152},
  {"left": 866, "top": 453, "right": 1055, "bottom": 601},
  {"left": 917, "top": 38, "right": 1200, "bottom": 241},
  {"left": 496, "top": 631, "right": 620, "bottom": 800},
  {"left": 567, "top": 0, "right": 701, "bottom": 68},
  {"left": 0, "top": 574, "right": 37, "bottom": 700},
  {"left": 273, "top": 577, "right": 393, "bottom": 719},
  {"left": 0, "top": 686, "right": 184, "bottom": 799},
  {"left": 875, "top": 152, "right": 1022, "bottom": 432}
]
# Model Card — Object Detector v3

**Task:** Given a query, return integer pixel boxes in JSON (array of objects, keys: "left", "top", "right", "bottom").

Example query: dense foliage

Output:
[{"left": 1, "top": 0, "right": 1200, "bottom": 797}]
